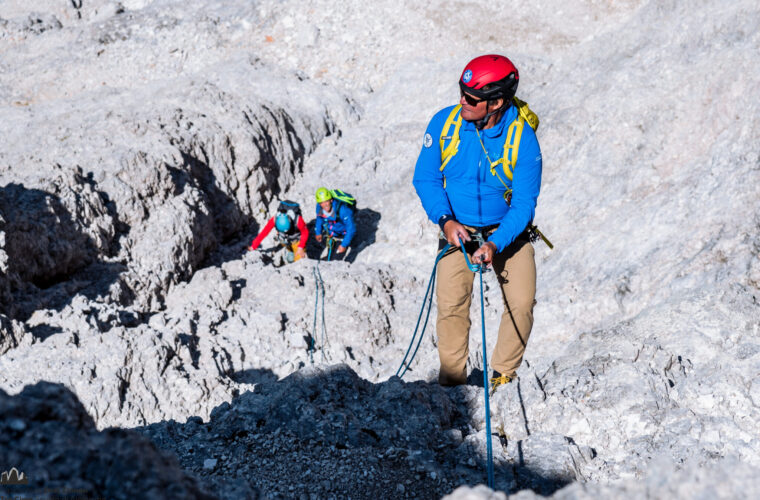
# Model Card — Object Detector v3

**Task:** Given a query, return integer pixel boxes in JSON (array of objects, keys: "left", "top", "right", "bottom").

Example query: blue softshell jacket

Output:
[
  {"left": 412, "top": 104, "right": 542, "bottom": 252},
  {"left": 315, "top": 201, "right": 357, "bottom": 247}
]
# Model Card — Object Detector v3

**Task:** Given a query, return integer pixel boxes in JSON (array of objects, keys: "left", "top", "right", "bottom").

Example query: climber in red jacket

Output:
[{"left": 249, "top": 200, "right": 308, "bottom": 263}]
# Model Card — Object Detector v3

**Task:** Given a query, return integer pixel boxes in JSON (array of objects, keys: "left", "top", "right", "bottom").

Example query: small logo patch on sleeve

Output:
[{"left": 424, "top": 133, "right": 433, "bottom": 148}]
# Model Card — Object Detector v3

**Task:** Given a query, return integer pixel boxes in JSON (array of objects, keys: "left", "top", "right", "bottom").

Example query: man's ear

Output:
[{"left": 488, "top": 98, "right": 504, "bottom": 112}]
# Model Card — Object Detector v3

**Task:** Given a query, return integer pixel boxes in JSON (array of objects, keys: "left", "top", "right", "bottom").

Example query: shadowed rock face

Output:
[
  {"left": 0, "top": 382, "right": 221, "bottom": 499},
  {"left": 0, "top": 181, "right": 100, "bottom": 289},
  {"left": 136, "top": 364, "right": 584, "bottom": 498},
  {"left": 0, "top": 313, "right": 25, "bottom": 356}
]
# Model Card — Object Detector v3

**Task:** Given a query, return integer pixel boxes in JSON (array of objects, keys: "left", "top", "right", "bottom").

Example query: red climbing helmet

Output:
[{"left": 459, "top": 54, "right": 519, "bottom": 102}]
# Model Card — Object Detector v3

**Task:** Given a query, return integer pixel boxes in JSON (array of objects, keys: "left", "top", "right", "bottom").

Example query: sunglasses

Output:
[{"left": 460, "top": 90, "right": 485, "bottom": 106}]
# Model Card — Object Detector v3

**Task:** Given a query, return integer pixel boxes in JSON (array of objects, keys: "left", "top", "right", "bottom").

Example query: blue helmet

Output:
[{"left": 275, "top": 213, "right": 292, "bottom": 232}]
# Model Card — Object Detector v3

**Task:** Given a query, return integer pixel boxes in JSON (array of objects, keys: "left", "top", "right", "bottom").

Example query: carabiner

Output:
[{"left": 458, "top": 237, "right": 487, "bottom": 272}]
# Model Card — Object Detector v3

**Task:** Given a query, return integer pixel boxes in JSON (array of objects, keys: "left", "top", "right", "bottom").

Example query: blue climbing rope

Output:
[
  {"left": 326, "top": 237, "right": 334, "bottom": 262},
  {"left": 311, "top": 261, "right": 327, "bottom": 363},
  {"left": 310, "top": 264, "right": 319, "bottom": 363},
  {"left": 461, "top": 236, "right": 496, "bottom": 488},
  {"left": 318, "top": 265, "right": 327, "bottom": 362},
  {"left": 395, "top": 243, "right": 451, "bottom": 378},
  {"left": 479, "top": 264, "right": 495, "bottom": 488}
]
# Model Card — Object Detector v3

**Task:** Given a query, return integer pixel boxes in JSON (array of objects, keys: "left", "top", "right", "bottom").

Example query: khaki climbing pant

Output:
[{"left": 435, "top": 234, "right": 536, "bottom": 386}]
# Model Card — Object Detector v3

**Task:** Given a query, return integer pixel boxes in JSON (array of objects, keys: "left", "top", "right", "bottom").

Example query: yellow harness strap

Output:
[{"left": 439, "top": 105, "right": 463, "bottom": 186}]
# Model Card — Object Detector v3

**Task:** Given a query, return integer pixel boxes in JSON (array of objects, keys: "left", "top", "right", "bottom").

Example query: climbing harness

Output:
[
  {"left": 317, "top": 208, "right": 345, "bottom": 262},
  {"left": 273, "top": 234, "right": 301, "bottom": 263},
  {"left": 395, "top": 243, "right": 451, "bottom": 378},
  {"left": 322, "top": 230, "right": 344, "bottom": 262},
  {"left": 310, "top": 261, "right": 328, "bottom": 363}
]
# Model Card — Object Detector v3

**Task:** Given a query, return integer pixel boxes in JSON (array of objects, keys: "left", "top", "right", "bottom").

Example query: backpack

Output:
[
  {"left": 439, "top": 96, "right": 539, "bottom": 202},
  {"left": 329, "top": 189, "right": 357, "bottom": 212},
  {"left": 276, "top": 200, "right": 301, "bottom": 237},
  {"left": 277, "top": 200, "right": 302, "bottom": 218}
]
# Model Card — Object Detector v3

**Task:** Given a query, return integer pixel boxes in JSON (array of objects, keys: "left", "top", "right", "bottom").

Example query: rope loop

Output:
[{"left": 395, "top": 244, "right": 451, "bottom": 378}]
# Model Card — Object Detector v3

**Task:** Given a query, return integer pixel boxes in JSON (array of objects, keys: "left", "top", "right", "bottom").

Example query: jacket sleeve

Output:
[
  {"left": 314, "top": 205, "right": 323, "bottom": 235},
  {"left": 339, "top": 205, "right": 356, "bottom": 248},
  {"left": 412, "top": 108, "right": 454, "bottom": 224},
  {"left": 488, "top": 127, "right": 542, "bottom": 252},
  {"left": 250, "top": 217, "right": 275, "bottom": 250},
  {"left": 296, "top": 215, "right": 309, "bottom": 248}
]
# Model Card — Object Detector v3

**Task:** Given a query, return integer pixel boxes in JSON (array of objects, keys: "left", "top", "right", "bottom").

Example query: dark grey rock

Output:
[{"left": 0, "top": 381, "right": 216, "bottom": 499}]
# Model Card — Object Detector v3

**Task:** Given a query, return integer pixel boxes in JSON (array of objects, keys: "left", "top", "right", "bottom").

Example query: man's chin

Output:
[{"left": 460, "top": 109, "right": 482, "bottom": 122}]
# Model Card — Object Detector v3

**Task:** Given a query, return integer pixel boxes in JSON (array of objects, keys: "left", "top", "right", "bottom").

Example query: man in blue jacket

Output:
[
  {"left": 412, "top": 54, "right": 542, "bottom": 389},
  {"left": 314, "top": 187, "right": 356, "bottom": 259}
]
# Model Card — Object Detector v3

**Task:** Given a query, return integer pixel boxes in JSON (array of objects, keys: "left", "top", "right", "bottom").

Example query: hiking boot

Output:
[{"left": 489, "top": 371, "right": 512, "bottom": 393}]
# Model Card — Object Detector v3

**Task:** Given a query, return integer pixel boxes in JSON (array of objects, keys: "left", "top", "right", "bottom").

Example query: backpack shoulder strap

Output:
[
  {"left": 494, "top": 97, "right": 540, "bottom": 185},
  {"left": 500, "top": 116, "right": 526, "bottom": 183},
  {"left": 439, "top": 105, "right": 463, "bottom": 172},
  {"left": 333, "top": 199, "right": 347, "bottom": 218}
]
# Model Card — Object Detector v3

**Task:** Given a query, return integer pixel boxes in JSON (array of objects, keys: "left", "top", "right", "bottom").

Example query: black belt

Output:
[{"left": 462, "top": 224, "right": 499, "bottom": 237}]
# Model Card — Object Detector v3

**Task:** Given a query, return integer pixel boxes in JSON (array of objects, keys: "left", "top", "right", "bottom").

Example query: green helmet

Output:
[{"left": 315, "top": 187, "right": 332, "bottom": 203}]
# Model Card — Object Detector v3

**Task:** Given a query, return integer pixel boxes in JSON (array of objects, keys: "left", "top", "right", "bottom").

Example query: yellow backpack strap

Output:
[
  {"left": 487, "top": 98, "right": 539, "bottom": 190},
  {"left": 501, "top": 97, "right": 539, "bottom": 179},
  {"left": 502, "top": 116, "right": 525, "bottom": 181},
  {"left": 439, "top": 105, "right": 463, "bottom": 172}
]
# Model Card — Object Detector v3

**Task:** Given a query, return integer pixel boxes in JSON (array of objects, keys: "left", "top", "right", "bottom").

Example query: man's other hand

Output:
[{"left": 472, "top": 241, "right": 497, "bottom": 265}]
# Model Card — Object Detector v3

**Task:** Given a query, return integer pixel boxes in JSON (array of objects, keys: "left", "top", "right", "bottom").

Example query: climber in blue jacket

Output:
[
  {"left": 412, "top": 54, "right": 543, "bottom": 390},
  {"left": 314, "top": 187, "right": 356, "bottom": 257}
]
